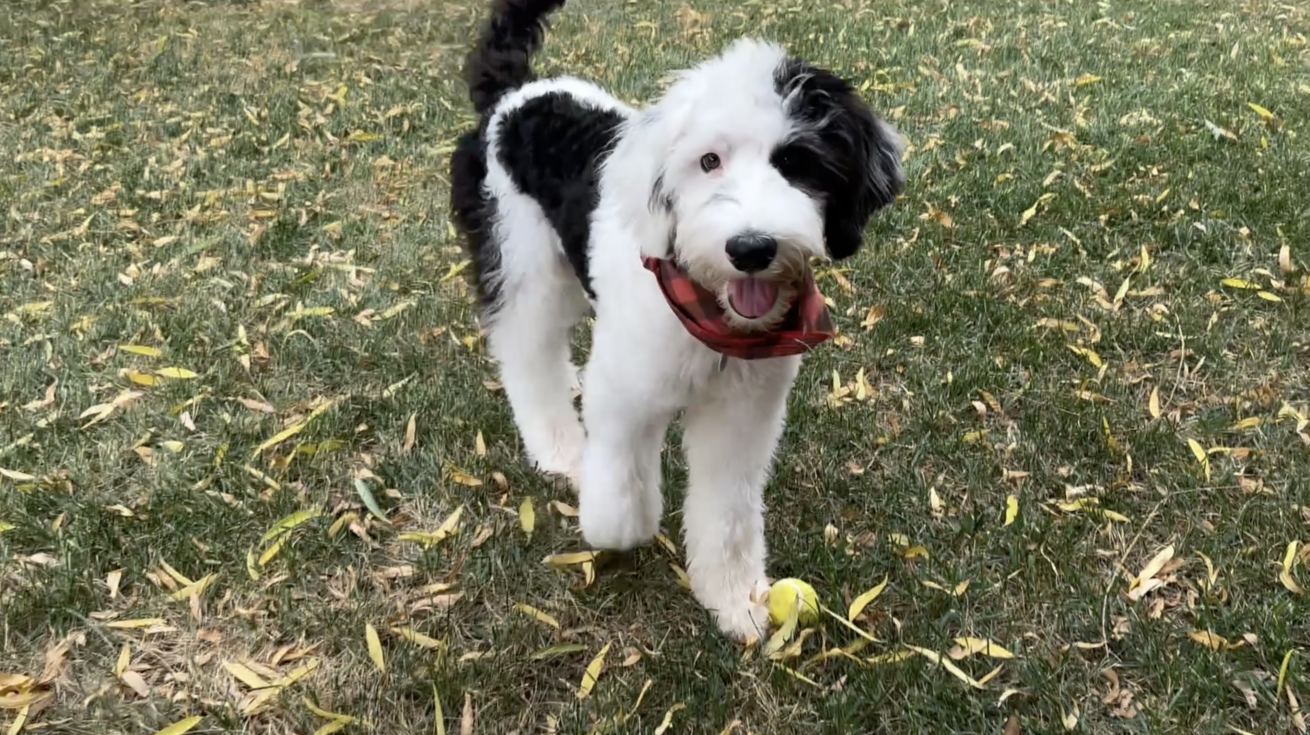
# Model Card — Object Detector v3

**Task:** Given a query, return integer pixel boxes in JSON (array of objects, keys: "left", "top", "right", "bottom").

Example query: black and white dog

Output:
[{"left": 450, "top": 0, "right": 904, "bottom": 639}]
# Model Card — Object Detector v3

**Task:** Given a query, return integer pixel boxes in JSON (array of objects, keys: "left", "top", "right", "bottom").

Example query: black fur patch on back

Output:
[
  {"left": 450, "top": 122, "right": 503, "bottom": 311},
  {"left": 495, "top": 91, "right": 626, "bottom": 298}
]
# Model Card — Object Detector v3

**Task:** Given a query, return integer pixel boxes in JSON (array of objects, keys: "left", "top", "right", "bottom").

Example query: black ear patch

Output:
[{"left": 773, "top": 59, "right": 905, "bottom": 261}]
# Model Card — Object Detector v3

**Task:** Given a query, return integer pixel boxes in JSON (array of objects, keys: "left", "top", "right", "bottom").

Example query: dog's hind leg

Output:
[{"left": 482, "top": 201, "right": 589, "bottom": 484}]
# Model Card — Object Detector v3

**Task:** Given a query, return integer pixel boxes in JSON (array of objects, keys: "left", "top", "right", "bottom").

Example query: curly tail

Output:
[{"left": 464, "top": 0, "right": 568, "bottom": 116}]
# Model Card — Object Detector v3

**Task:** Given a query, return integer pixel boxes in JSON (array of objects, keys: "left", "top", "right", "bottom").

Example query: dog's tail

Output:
[{"left": 464, "top": 0, "right": 568, "bottom": 116}]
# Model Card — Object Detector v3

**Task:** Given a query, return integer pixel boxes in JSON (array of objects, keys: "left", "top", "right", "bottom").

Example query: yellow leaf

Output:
[
  {"left": 1278, "top": 649, "right": 1294, "bottom": 696},
  {"left": 653, "top": 703, "right": 687, "bottom": 735},
  {"left": 433, "top": 685, "right": 445, "bottom": 735},
  {"left": 258, "top": 535, "right": 288, "bottom": 567},
  {"left": 1112, "top": 276, "right": 1131, "bottom": 305},
  {"left": 1232, "top": 417, "right": 1261, "bottom": 431},
  {"left": 439, "top": 260, "right": 471, "bottom": 283},
  {"left": 950, "top": 637, "right": 1015, "bottom": 660},
  {"left": 105, "top": 618, "right": 167, "bottom": 629},
  {"left": 252, "top": 399, "right": 333, "bottom": 456},
  {"left": 1247, "top": 102, "right": 1274, "bottom": 122},
  {"left": 907, "top": 646, "right": 985, "bottom": 689},
  {"left": 116, "top": 643, "right": 131, "bottom": 677},
  {"left": 312, "top": 717, "right": 354, "bottom": 735},
  {"left": 1279, "top": 243, "right": 1295, "bottom": 274},
  {"left": 0, "top": 469, "right": 36, "bottom": 482},
  {"left": 1189, "top": 630, "right": 1228, "bottom": 650},
  {"left": 1075, "top": 73, "right": 1102, "bottom": 86},
  {"left": 576, "top": 643, "right": 610, "bottom": 700},
  {"left": 903, "top": 545, "right": 929, "bottom": 560},
  {"left": 1067, "top": 345, "right": 1102, "bottom": 367},
  {"left": 169, "top": 573, "right": 216, "bottom": 601},
  {"left": 365, "top": 624, "right": 385, "bottom": 672},
  {"left": 1221, "top": 278, "right": 1257, "bottom": 289},
  {"left": 150, "top": 716, "right": 203, "bottom": 735},
  {"left": 867, "top": 650, "right": 916, "bottom": 666},
  {"left": 847, "top": 577, "right": 888, "bottom": 621},
  {"left": 1127, "top": 544, "right": 1174, "bottom": 601},
  {"left": 223, "top": 661, "right": 271, "bottom": 689},
  {"left": 1148, "top": 386, "right": 1161, "bottom": 419},
  {"left": 403, "top": 413, "right": 417, "bottom": 453},
  {"left": 120, "top": 345, "right": 162, "bottom": 357},
  {"left": 1187, "top": 438, "right": 1206, "bottom": 463},
  {"left": 514, "top": 603, "right": 560, "bottom": 629},
  {"left": 1257, "top": 291, "right": 1282, "bottom": 302},
  {"left": 446, "top": 466, "right": 482, "bottom": 487},
  {"left": 261, "top": 509, "right": 321, "bottom": 543},
  {"left": 1004, "top": 495, "right": 1019, "bottom": 527},
  {"left": 390, "top": 627, "right": 445, "bottom": 651},
  {"left": 543, "top": 551, "right": 596, "bottom": 566},
  {"left": 819, "top": 604, "right": 881, "bottom": 644},
  {"left": 519, "top": 498, "right": 534, "bottom": 536},
  {"left": 155, "top": 367, "right": 198, "bottom": 380},
  {"left": 303, "top": 697, "right": 354, "bottom": 724}
]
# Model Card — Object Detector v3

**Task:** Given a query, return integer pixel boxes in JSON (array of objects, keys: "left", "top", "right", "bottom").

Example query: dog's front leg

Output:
[
  {"left": 576, "top": 349, "right": 673, "bottom": 552},
  {"left": 681, "top": 357, "right": 799, "bottom": 641}
]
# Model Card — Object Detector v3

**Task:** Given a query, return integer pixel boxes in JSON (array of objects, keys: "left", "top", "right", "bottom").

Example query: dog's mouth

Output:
[{"left": 727, "top": 278, "right": 780, "bottom": 319}]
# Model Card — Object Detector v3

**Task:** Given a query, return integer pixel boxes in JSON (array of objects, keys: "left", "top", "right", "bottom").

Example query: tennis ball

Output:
[{"left": 767, "top": 578, "right": 820, "bottom": 627}]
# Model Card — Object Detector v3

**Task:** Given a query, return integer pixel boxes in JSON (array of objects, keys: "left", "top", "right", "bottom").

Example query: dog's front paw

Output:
[
  {"left": 579, "top": 490, "right": 656, "bottom": 551},
  {"left": 701, "top": 580, "right": 772, "bottom": 643}
]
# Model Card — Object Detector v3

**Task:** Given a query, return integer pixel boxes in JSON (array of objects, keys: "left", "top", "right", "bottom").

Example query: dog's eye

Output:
[{"left": 699, "top": 153, "right": 721, "bottom": 172}]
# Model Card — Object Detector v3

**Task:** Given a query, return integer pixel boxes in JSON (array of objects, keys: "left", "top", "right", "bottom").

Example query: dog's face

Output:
[{"left": 623, "top": 40, "right": 904, "bottom": 331}]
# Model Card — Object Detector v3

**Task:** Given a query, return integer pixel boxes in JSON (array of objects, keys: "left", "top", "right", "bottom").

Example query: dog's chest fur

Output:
[{"left": 494, "top": 91, "right": 628, "bottom": 298}]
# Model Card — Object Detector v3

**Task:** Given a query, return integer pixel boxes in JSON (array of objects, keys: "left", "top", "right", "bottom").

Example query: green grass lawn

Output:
[{"left": 2, "top": 0, "right": 1309, "bottom": 732}]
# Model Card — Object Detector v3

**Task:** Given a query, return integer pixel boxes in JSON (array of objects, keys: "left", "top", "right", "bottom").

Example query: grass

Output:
[{"left": 2, "top": 0, "right": 1309, "bottom": 732}]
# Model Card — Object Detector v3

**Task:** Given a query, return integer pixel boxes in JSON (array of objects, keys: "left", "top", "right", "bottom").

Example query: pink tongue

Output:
[{"left": 728, "top": 279, "right": 779, "bottom": 319}]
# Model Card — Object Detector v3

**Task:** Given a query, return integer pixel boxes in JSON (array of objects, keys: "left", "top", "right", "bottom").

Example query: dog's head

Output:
[{"left": 608, "top": 39, "right": 904, "bottom": 331}]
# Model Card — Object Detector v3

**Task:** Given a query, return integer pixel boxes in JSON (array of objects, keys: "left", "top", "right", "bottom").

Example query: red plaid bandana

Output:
[{"left": 642, "top": 257, "right": 834, "bottom": 360}]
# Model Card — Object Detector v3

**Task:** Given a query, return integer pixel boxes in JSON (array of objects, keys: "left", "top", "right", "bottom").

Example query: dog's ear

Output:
[
  {"left": 822, "top": 101, "right": 905, "bottom": 261},
  {"left": 604, "top": 92, "right": 692, "bottom": 260}
]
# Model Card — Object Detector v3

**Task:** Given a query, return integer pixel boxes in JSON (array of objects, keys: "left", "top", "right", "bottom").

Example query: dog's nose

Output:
[{"left": 725, "top": 233, "right": 777, "bottom": 273}]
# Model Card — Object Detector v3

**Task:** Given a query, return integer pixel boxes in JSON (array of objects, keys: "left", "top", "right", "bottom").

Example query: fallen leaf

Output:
[
  {"left": 433, "top": 686, "right": 445, "bottom": 735},
  {"left": 390, "top": 628, "right": 445, "bottom": 651},
  {"left": 908, "top": 646, "right": 985, "bottom": 689},
  {"left": 543, "top": 551, "right": 596, "bottom": 566},
  {"left": 514, "top": 603, "right": 560, "bottom": 629},
  {"left": 366, "top": 624, "right": 385, "bottom": 672},
  {"left": 576, "top": 643, "right": 610, "bottom": 700},
  {"left": 651, "top": 703, "right": 689, "bottom": 735},
  {"left": 223, "top": 662, "right": 271, "bottom": 689},
  {"left": 531, "top": 643, "right": 587, "bottom": 660},
  {"left": 1004, "top": 495, "right": 1019, "bottom": 527},
  {"left": 156, "top": 367, "right": 199, "bottom": 380},
  {"left": 120, "top": 670, "right": 151, "bottom": 697},
  {"left": 848, "top": 577, "right": 888, "bottom": 621},
  {"left": 150, "top": 717, "right": 203, "bottom": 735},
  {"left": 105, "top": 618, "right": 168, "bottom": 629},
  {"left": 1189, "top": 630, "right": 1228, "bottom": 650},
  {"left": 403, "top": 413, "right": 417, "bottom": 453},
  {"left": 949, "top": 637, "right": 1016, "bottom": 660},
  {"left": 1148, "top": 386, "right": 1161, "bottom": 419},
  {"left": 261, "top": 509, "right": 321, "bottom": 543},
  {"left": 1127, "top": 544, "right": 1175, "bottom": 601},
  {"left": 519, "top": 498, "right": 534, "bottom": 536}
]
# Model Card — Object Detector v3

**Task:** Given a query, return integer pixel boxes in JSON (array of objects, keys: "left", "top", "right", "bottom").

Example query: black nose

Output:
[{"left": 725, "top": 233, "right": 778, "bottom": 273}]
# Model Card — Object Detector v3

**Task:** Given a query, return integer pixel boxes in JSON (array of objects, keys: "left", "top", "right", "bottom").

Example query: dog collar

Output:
[{"left": 642, "top": 257, "right": 834, "bottom": 360}]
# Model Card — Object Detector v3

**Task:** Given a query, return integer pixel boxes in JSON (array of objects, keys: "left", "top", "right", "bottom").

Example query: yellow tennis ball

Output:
[{"left": 768, "top": 578, "right": 820, "bottom": 627}]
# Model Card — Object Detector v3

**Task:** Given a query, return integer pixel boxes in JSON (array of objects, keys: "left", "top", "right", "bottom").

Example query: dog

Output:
[{"left": 450, "top": 0, "right": 904, "bottom": 639}]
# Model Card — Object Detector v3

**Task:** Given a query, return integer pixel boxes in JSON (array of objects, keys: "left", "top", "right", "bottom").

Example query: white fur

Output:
[{"left": 479, "top": 40, "right": 823, "bottom": 640}]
